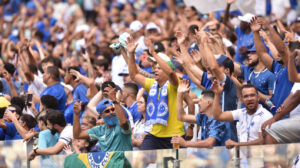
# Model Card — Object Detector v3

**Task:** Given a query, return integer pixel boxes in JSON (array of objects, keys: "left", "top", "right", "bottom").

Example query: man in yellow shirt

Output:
[{"left": 126, "top": 37, "right": 184, "bottom": 149}]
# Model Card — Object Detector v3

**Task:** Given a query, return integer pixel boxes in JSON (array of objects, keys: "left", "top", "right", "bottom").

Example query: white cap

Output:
[
  {"left": 130, "top": 20, "right": 143, "bottom": 33},
  {"left": 118, "top": 66, "right": 129, "bottom": 76},
  {"left": 146, "top": 22, "right": 161, "bottom": 33},
  {"left": 238, "top": 13, "right": 255, "bottom": 23},
  {"left": 147, "top": 52, "right": 170, "bottom": 62},
  {"left": 60, "top": 82, "right": 73, "bottom": 92}
]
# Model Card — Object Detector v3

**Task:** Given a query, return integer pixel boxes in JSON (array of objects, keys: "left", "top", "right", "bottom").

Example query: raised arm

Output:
[
  {"left": 202, "top": 34, "right": 225, "bottom": 81},
  {"left": 145, "top": 38, "right": 178, "bottom": 86},
  {"left": 250, "top": 17, "right": 274, "bottom": 70},
  {"left": 258, "top": 17, "right": 289, "bottom": 65},
  {"left": 223, "top": 0, "right": 236, "bottom": 31},
  {"left": 176, "top": 79, "right": 197, "bottom": 123},
  {"left": 176, "top": 31, "right": 204, "bottom": 87},
  {"left": 87, "top": 90, "right": 103, "bottom": 115},
  {"left": 73, "top": 101, "right": 90, "bottom": 139},
  {"left": 288, "top": 50, "right": 300, "bottom": 82},
  {"left": 6, "top": 110, "right": 28, "bottom": 139},
  {"left": 211, "top": 80, "right": 234, "bottom": 122},
  {"left": 259, "top": 30, "right": 280, "bottom": 61},
  {"left": 105, "top": 85, "right": 129, "bottom": 130},
  {"left": 126, "top": 37, "right": 146, "bottom": 88}
]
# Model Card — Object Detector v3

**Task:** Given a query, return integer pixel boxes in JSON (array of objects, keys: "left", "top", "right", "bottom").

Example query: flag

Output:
[
  {"left": 183, "top": 0, "right": 256, "bottom": 15},
  {"left": 64, "top": 151, "right": 132, "bottom": 168}
]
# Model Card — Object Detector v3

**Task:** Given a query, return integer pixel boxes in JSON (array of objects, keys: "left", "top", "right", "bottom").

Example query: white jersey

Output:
[
  {"left": 290, "top": 83, "right": 300, "bottom": 119},
  {"left": 232, "top": 105, "right": 272, "bottom": 142},
  {"left": 59, "top": 125, "right": 73, "bottom": 145}
]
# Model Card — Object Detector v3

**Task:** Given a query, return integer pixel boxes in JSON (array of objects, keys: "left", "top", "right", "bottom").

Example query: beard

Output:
[
  {"left": 249, "top": 60, "right": 259, "bottom": 67},
  {"left": 50, "top": 127, "right": 57, "bottom": 135}
]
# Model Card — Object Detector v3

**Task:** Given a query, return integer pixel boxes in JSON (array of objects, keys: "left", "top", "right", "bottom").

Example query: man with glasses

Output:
[
  {"left": 0, "top": 103, "right": 24, "bottom": 140},
  {"left": 73, "top": 85, "right": 132, "bottom": 152},
  {"left": 211, "top": 82, "right": 272, "bottom": 148}
]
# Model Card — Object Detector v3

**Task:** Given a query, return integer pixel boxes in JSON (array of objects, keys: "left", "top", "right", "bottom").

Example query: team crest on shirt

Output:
[
  {"left": 149, "top": 83, "right": 158, "bottom": 96},
  {"left": 87, "top": 152, "right": 111, "bottom": 168},
  {"left": 147, "top": 102, "right": 155, "bottom": 117},
  {"left": 157, "top": 101, "right": 168, "bottom": 117}
]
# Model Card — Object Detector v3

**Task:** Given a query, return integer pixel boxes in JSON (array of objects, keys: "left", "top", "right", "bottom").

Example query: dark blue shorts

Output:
[{"left": 140, "top": 134, "right": 172, "bottom": 150}]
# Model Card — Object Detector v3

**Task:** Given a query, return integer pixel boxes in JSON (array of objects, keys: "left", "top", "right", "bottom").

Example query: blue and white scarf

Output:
[{"left": 146, "top": 81, "right": 169, "bottom": 126}]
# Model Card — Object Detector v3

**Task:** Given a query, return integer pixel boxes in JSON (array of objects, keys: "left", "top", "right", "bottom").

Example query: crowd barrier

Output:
[{"left": 0, "top": 139, "right": 298, "bottom": 168}]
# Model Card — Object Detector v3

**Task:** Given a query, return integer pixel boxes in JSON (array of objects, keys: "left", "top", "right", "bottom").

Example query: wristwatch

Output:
[
  {"left": 33, "top": 146, "right": 38, "bottom": 154},
  {"left": 112, "top": 100, "right": 119, "bottom": 104}
]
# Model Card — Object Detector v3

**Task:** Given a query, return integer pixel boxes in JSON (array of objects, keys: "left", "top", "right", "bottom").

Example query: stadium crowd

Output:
[{"left": 0, "top": 0, "right": 299, "bottom": 164}]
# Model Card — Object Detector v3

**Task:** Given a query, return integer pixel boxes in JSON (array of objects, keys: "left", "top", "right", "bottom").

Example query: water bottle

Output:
[{"left": 265, "top": 99, "right": 276, "bottom": 114}]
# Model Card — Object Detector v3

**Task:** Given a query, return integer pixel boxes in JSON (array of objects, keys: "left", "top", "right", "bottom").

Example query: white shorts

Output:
[{"left": 266, "top": 118, "right": 300, "bottom": 143}]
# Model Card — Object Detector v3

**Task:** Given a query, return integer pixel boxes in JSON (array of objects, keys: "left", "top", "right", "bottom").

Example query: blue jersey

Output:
[
  {"left": 40, "top": 83, "right": 67, "bottom": 112},
  {"left": 235, "top": 27, "right": 254, "bottom": 64},
  {"left": 73, "top": 83, "right": 89, "bottom": 105},
  {"left": 241, "top": 66, "right": 275, "bottom": 95},
  {"left": 196, "top": 114, "right": 230, "bottom": 146}
]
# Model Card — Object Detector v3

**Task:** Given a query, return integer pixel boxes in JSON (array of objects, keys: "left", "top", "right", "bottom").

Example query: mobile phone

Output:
[
  {"left": 0, "top": 108, "right": 6, "bottom": 119},
  {"left": 289, "top": 42, "right": 300, "bottom": 51},
  {"left": 26, "top": 94, "right": 33, "bottom": 106},
  {"left": 81, "top": 47, "right": 86, "bottom": 54}
]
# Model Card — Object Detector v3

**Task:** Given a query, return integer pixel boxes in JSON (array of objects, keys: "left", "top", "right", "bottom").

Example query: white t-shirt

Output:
[
  {"left": 271, "top": 0, "right": 290, "bottom": 19},
  {"left": 59, "top": 125, "right": 73, "bottom": 145},
  {"left": 28, "top": 74, "right": 47, "bottom": 96},
  {"left": 111, "top": 55, "right": 126, "bottom": 87},
  {"left": 135, "top": 36, "right": 148, "bottom": 55},
  {"left": 121, "top": 105, "right": 134, "bottom": 128},
  {"left": 232, "top": 105, "right": 272, "bottom": 142},
  {"left": 289, "top": 83, "right": 300, "bottom": 119}
]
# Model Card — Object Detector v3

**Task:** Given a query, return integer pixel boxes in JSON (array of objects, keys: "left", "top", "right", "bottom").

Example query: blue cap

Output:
[
  {"left": 96, "top": 99, "right": 113, "bottom": 114},
  {"left": 247, "top": 45, "right": 256, "bottom": 53},
  {"left": 216, "top": 55, "right": 228, "bottom": 65},
  {"left": 294, "top": 17, "right": 300, "bottom": 23}
]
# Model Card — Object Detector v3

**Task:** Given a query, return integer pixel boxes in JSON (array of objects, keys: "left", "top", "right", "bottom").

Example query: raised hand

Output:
[
  {"left": 256, "top": 17, "right": 269, "bottom": 28},
  {"left": 73, "top": 100, "right": 82, "bottom": 115},
  {"left": 175, "top": 31, "right": 186, "bottom": 45},
  {"left": 210, "top": 80, "right": 225, "bottom": 95},
  {"left": 69, "top": 69, "right": 82, "bottom": 82},
  {"left": 227, "top": 0, "right": 236, "bottom": 4},
  {"left": 259, "top": 30, "right": 268, "bottom": 40},
  {"left": 190, "top": 49, "right": 202, "bottom": 63},
  {"left": 144, "top": 38, "right": 154, "bottom": 54},
  {"left": 125, "top": 36, "right": 138, "bottom": 54},
  {"left": 250, "top": 17, "right": 261, "bottom": 32},
  {"left": 177, "top": 79, "right": 190, "bottom": 94},
  {"left": 104, "top": 85, "right": 117, "bottom": 101},
  {"left": 173, "top": 51, "right": 184, "bottom": 65}
]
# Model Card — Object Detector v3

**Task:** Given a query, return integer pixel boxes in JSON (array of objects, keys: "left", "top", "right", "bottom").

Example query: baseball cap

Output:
[
  {"left": 130, "top": 20, "right": 143, "bottom": 33},
  {"left": 147, "top": 52, "right": 175, "bottom": 70},
  {"left": 247, "top": 45, "right": 256, "bottom": 52},
  {"left": 216, "top": 55, "right": 228, "bottom": 65},
  {"left": 146, "top": 22, "right": 161, "bottom": 33},
  {"left": 294, "top": 17, "right": 300, "bottom": 23},
  {"left": 0, "top": 97, "right": 10, "bottom": 108},
  {"left": 96, "top": 99, "right": 113, "bottom": 115},
  {"left": 238, "top": 13, "right": 255, "bottom": 23},
  {"left": 118, "top": 66, "right": 129, "bottom": 76}
]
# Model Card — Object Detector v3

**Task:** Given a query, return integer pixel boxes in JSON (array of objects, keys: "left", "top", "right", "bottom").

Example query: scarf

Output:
[{"left": 146, "top": 81, "right": 169, "bottom": 126}]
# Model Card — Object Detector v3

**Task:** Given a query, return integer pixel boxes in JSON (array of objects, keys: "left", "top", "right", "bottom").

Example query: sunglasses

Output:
[
  {"left": 104, "top": 107, "right": 115, "bottom": 114},
  {"left": 8, "top": 109, "right": 16, "bottom": 112}
]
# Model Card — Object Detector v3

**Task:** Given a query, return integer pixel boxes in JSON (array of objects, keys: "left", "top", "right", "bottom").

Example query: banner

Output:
[
  {"left": 183, "top": 0, "right": 256, "bottom": 15},
  {"left": 64, "top": 151, "right": 132, "bottom": 168}
]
